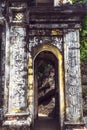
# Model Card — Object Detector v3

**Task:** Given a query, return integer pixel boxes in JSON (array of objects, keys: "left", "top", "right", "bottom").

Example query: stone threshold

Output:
[
  {"left": 5, "top": 112, "right": 30, "bottom": 117},
  {"left": 3, "top": 117, "right": 32, "bottom": 126}
]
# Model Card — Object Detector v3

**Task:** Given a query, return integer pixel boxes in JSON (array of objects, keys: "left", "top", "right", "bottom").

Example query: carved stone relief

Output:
[
  {"left": 9, "top": 27, "right": 28, "bottom": 113},
  {"left": 29, "top": 36, "right": 63, "bottom": 52},
  {"left": 1, "top": 1, "right": 85, "bottom": 129},
  {"left": 64, "top": 29, "right": 83, "bottom": 122},
  {"left": 3, "top": 3, "right": 32, "bottom": 128}
]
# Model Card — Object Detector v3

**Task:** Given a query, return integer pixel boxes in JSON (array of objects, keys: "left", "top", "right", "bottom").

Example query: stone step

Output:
[{"left": 34, "top": 118, "right": 59, "bottom": 130}]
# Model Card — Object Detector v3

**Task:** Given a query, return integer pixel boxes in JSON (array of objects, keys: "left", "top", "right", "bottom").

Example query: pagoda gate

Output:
[{"left": 0, "top": 0, "right": 87, "bottom": 130}]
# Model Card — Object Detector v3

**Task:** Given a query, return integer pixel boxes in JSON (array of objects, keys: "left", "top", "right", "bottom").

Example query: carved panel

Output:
[
  {"left": 9, "top": 3, "right": 28, "bottom": 24},
  {"left": 9, "top": 27, "right": 28, "bottom": 113},
  {"left": 29, "top": 36, "right": 63, "bottom": 52},
  {"left": 28, "top": 28, "right": 63, "bottom": 52},
  {"left": 64, "top": 29, "right": 83, "bottom": 122}
]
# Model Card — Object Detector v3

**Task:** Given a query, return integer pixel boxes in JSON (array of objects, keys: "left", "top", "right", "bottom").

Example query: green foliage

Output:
[
  {"left": 38, "top": 62, "right": 52, "bottom": 80},
  {"left": 72, "top": 0, "right": 87, "bottom": 63},
  {"left": 72, "top": 0, "right": 87, "bottom": 3},
  {"left": 80, "top": 16, "right": 87, "bottom": 63}
]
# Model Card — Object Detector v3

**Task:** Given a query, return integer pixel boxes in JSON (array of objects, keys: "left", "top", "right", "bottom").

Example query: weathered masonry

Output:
[{"left": 0, "top": 0, "right": 87, "bottom": 130}]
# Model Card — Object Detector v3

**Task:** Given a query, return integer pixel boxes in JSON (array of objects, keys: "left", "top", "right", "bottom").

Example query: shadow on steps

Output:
[{"left": 34, "top": 117, "right": 60, "bottom": 130}]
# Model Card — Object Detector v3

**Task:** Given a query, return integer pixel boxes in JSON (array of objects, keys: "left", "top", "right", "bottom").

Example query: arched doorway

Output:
[
  {"left": 34, "top": 51, "right": 60, "bottom": 130},
  {"left": 32, "top": 44, "right": 64, "bottom": 130},
  {"left": 34, "top": 51, "right": 59, "bottom": 117}
]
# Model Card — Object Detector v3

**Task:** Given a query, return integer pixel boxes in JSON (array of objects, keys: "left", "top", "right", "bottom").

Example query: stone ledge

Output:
[
  {"left": 3, "top": 117, "right": 32, "bottom": 126},
  {"left": 5, "top": 112, "right": 30, "bottom": 117},
  {"left": 64, "top": 121, "right": 85, "bottom": 125},
  {"left": 64, "top": 121, "right": 85, "bottom": 130}
]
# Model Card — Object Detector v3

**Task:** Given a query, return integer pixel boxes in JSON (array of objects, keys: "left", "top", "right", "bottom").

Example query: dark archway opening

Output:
[{"left": 34, "top": 51, "right": 60, "bottom": 130}]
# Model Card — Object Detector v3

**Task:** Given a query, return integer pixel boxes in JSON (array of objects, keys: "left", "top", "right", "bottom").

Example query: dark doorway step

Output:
[{"left": 34, "top": 117, "right": 59, "bottom": 130}]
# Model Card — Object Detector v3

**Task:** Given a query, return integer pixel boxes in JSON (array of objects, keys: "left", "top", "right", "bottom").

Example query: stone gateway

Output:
[{"left": 0, "top": 0, "right": 87, "bottom": 130}]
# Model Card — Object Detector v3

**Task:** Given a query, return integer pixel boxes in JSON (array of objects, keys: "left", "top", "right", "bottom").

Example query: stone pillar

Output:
[
  {"left": 64, "top": 29, "right": 84, "bottom": 129},
  {"left": 9, "top": 26, "right": 28, "bottom": 113},
  {"left": 3, "top": 2, "right": 31, "bottom": 130}
]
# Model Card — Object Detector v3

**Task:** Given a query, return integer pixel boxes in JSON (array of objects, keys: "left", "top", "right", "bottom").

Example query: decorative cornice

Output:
[{"left": 29, "top": 2, "right": 87, "bottom": 16}]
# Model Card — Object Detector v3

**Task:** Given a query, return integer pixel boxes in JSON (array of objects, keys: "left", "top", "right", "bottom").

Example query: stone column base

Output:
[
  {"left": 2, "top": 115, "right": 33, "bottom": 130},
  {"left": 2, "top": 126, "right": 31, "bottom": 130},
  {"left": 64, "top": 121, "right": 85, "bottom": 130}
]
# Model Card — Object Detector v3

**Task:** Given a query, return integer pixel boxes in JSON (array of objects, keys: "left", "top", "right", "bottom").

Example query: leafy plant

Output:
[
  {"left": 72, "top": 0, "right": 87, "bottom": 63},
  {"left": 72, "top": 0, "right": 87, "bottom": 3},
  {"left": 80, "top": 16, "right": 87, "bottom": 63}
]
